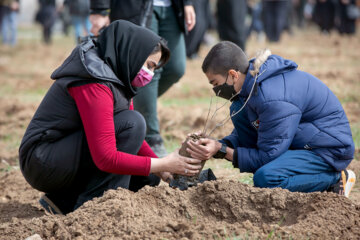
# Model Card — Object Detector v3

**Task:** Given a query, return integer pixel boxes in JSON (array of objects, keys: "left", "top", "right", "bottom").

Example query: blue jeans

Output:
[
  {"left": 71, "top": 15, "right": 92, "bottom": 41},
  {"left": 253, "top": 150, "right": 340, "bottom": 192},
  {"left": 231, "top": 110, "right": 340, "bottom": 193},
  {"left": 1, "top": 10, "right": 17, "bottom": 46}
]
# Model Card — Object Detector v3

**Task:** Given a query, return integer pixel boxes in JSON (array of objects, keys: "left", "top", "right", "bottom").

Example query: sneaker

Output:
[
  {"left": 146, "top": 136, "right": 168, "bottom": 158},
  {"left": 149, "top": 142, "right": 168, "bottom": 158},
  {"left": 331, "top": 170, "right": 356, "bottom": 198},
  {"left": 39, "top": 194, "right": 63, "bottom": 215}
]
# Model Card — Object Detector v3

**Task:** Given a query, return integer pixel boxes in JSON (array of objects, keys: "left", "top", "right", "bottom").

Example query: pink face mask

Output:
[{"left": 131, "top": 66, "right": 154, "bottom": 87}]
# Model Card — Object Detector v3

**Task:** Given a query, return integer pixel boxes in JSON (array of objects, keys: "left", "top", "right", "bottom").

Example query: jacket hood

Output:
[
  {"left": 240, "top": 53, "right": 298, "bottom": 97},
  {"left": 51, "top": 39, "right": 123, "bottom": 86},
  {"left": 51, "top": 20, "right": 161, "bottom": 98},
  {"left": 96, "top": 20, "right": 161, "bottom": 98}
]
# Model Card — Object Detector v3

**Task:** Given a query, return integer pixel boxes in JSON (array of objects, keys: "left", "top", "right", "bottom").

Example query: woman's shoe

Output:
[{"left": 39, "top": 194, "right": 64, "bottom": 215}]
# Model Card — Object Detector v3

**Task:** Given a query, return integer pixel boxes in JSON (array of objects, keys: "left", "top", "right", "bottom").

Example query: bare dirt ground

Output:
[{"left": 0, "top": 26, "right": 360, "bottom": 239}]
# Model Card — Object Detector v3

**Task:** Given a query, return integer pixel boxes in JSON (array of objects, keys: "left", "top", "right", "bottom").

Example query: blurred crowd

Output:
[
  {"left": 0, "top": 0, "right": 92, "bottom": 45},
  {"left": 190, "top": 0, "right": 359, "bottom": 57},
  {"left": 0, "top": 0, "right": 359, "bottom": 49},
  {"left": 0, "top": 0, "right": 19, "bottom": 46}
]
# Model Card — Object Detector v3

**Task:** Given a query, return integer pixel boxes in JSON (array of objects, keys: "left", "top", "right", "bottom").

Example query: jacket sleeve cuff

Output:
[
  {"left": 232, "top": 148, "right": 239, "bottom": 168},
  {"left": 184, "top": 0, "right": 193, "bottom": 6},
  {"left": 232, "top": 147, "right": 256, "bottom": 173},
  {"left": 219, "top": 139, "right": 233, "bottom": 148},
  {"left": 90, "top": 9, "right": 110, "bottom": 16}
]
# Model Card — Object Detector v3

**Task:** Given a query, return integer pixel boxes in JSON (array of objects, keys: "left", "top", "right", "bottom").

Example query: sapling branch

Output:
[
  {"left": 202, "top": 95, "right": 213, "bottom": 136},
  {"left": 203, "top": 90, "right": 232, "bottom": 136}
]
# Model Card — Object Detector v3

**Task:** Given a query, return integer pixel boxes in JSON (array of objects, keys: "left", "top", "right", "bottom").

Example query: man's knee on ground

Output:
[{"left": 253, "top": 167, "right": 280, "bottom": 188}]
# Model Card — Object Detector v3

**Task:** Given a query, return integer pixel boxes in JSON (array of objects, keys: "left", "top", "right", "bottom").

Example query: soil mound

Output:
[{"left": 1, "top": 180, "right": 359, "bottom": 239}]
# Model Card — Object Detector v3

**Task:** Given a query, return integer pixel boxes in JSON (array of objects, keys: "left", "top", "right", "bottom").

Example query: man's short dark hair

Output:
[{"left": 202, "top": 41, "right": 249, "bottom": 76}]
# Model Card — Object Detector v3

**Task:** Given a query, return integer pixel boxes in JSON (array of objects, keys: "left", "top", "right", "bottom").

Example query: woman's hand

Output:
[
  {"left": 184, "top": 5, "right": 196, "bottom": 32},
  {"left": 186, "top": 138, "right": 221, "bottom": 160},
  {"left": 155, "top": 172, "right": 173, "bottom": 183},
  {"left": 150, "top": 150, "right": 203, "bottom": 176},
  {"left": 90, "top": 14, "right": 110, "bottom": 35}
]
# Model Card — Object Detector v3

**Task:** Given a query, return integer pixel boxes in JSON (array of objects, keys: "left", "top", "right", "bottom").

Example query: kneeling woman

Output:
[{"left": 19, "top": 20, "right": 202, "bottom": 215}]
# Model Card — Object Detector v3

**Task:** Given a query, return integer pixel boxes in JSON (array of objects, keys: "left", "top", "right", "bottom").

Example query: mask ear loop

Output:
[
  {"left": 207, "top": 69, "right": 266, "bottom": 137},
  {"left": 203, "top": 74, "right": 231, "bottom": 136},
  {"left": 215, "top": 71, "right": 244, "bottom": 102}
]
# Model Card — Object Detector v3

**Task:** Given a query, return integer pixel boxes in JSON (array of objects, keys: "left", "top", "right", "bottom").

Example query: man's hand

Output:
[
  {"left": 90, "top": 14, "right": 110, "bottom": 35},
  {"left": 184, "top": 5, "right": 196, "bottom": 32},
  {"left": 186, "top": 138, "right": 221, "bottom": 160}
]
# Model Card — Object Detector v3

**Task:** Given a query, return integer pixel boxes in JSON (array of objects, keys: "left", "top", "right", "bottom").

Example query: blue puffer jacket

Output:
[{"left": 222, "top": 54, "right": 354, "bottom": 173}]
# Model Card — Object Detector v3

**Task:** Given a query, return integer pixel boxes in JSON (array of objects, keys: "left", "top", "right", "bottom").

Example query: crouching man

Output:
[{"left": 187, "top": 41, "right": 356, "bottom": 197}]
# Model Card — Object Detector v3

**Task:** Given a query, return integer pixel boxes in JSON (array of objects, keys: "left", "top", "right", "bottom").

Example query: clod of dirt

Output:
[
  {"left": 170, "top": 134, "right": 208, "bottom": 190},
  {"left": 24, "top": 234, "right": 42, "bottom": 240},
  {"left": 178, "top": 134, "right": 203, "bottom": 158}
]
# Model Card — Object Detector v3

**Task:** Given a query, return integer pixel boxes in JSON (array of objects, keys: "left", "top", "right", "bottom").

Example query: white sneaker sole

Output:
[{"left": 344, "top": 170, "right": 356, "bottom": 198}]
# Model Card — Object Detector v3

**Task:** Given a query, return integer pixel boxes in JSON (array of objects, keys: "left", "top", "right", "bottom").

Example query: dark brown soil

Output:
[{"left": 1, "top": 173, "right": 359, "bottom": 240}]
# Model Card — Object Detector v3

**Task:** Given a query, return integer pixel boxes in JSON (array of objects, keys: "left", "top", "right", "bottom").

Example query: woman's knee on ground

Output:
[{"left": 114, "top": 110, "right": 146, "bottom": 145}]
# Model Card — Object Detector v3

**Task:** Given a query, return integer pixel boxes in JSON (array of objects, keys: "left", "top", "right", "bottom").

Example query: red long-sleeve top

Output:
[{"left": 68, "top": 83, "right": 157, "bottom": 176}]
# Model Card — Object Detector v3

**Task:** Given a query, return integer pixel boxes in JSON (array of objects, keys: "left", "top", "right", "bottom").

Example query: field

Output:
[{"left": 0, "top": 25, "right": 360, "bottom": 239}]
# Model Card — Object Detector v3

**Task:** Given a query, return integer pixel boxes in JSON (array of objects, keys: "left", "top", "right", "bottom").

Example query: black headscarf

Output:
[{"left": 97, "top": 20, "right": 161, "bottom": 97}]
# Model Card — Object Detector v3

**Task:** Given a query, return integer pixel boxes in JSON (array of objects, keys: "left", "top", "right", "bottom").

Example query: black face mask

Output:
[{"left": 212, "top": 75, "right": 237, "bottom": 100}]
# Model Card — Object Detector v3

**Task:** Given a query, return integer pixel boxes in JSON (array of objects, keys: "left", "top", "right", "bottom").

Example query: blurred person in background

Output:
[
  {"left": 63, "top": 0, "right": 92, "bottom": 43},
  {"left": 293, "top": 0, "right": 307, "bottom": 28},
  {"left": 247, "top": 0, "right": 265, "bottom": 42},
  {"left": 337, "top": 0, "right": 358, "bottom": 35},
  {"left": 185, "top": 0, "right": 212, "bottom": 59},
  {"left": 59, "top": 1, "right": 71, "bottom": 36},
  {"left": 0, "top": 0, "right": 19, "bottom": 47},
  {"left": 217, "top": 0, "right": 247, "bottom": 50},
  {"left": 283, "top": 0, "right": 294, "bottom": 35},
  {"left": 312, "top": 0, "right": 336, "bottom": 34},
  {"left": 19, "top": 20, "right": 203, "bottom": 215},
  {"left": 0, "top": 3, "right": 4, "bottom": 30},
  {"left": 262, "top": 0, "right": 289, "bottom": 42},
  {"left": 304, "top": 0, "right": 315, "bottom": 21},
  {"left": 89, "top": 0, "right": 196, "bottom": 157},
  {"left": 35, "top": 0, "right": 57, "bottom": 44}
]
